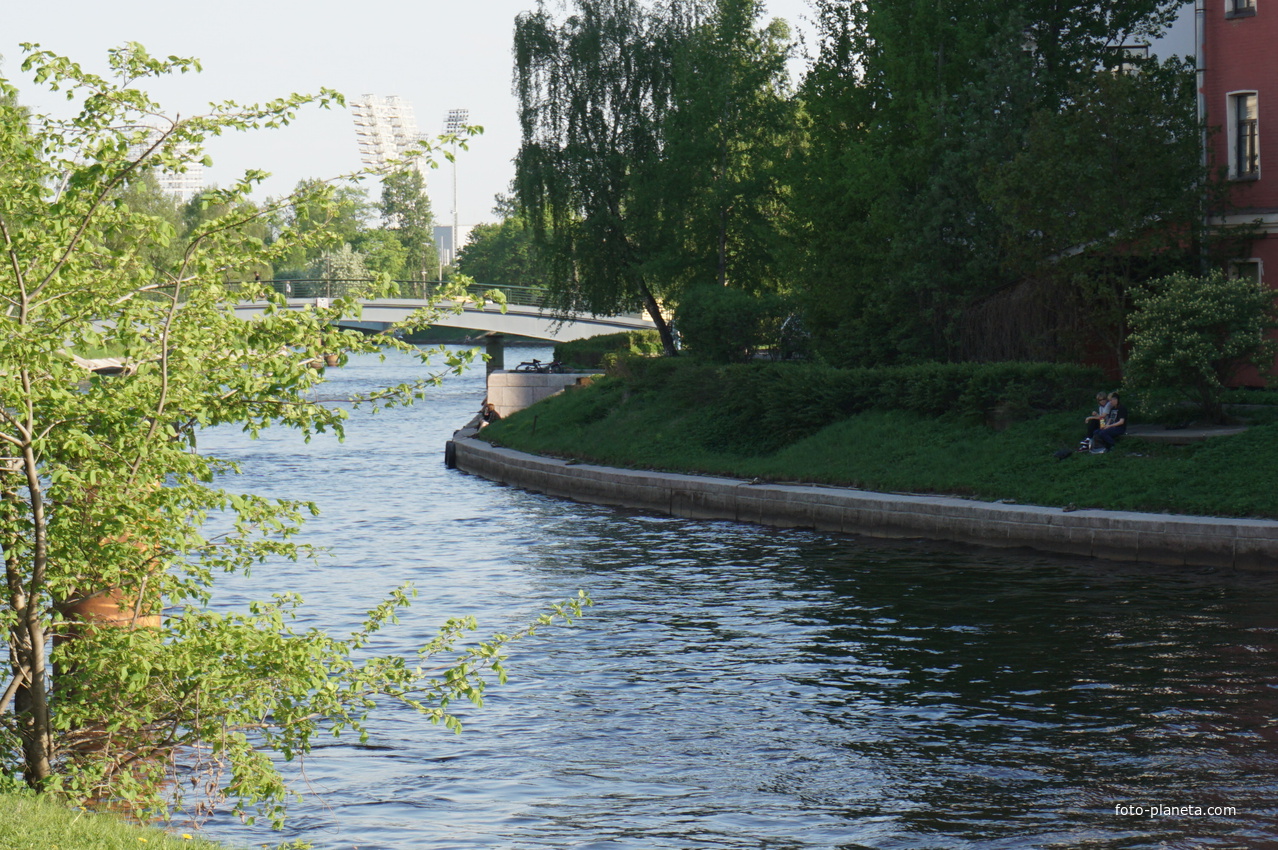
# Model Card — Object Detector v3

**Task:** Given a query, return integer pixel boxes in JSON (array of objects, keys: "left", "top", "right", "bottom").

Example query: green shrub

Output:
[
  {"left": 1125, "top": 270, "right": 1278, "bottom": 422},
  {"left": 554, "top": 330, "right": 664, "bottom": 369},
  {"left": 1222, "top": 387, "right": 1278, "bottom": 405},
  {"left": 611, "top": 357, "right": 1101, "bottom": 455},
  {"left": 674, "top": 286, "right": 788, "bottom": 363}
]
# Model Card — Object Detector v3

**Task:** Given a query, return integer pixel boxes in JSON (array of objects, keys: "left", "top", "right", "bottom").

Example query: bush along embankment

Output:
[
  {"left": 478, "top": 357, "right": 1278, "bottom": 519},
  {"left": 553, "top": 330, "right": 665, "bottom": 369}
]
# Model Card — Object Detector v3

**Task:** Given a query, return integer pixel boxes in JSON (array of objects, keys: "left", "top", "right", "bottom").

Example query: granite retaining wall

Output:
[
  {"left": 449, "top": 431, "right": 1278, "bottom": 571},
  {"left": 486, "top": 371, "right": 595, "bottom": 419}
]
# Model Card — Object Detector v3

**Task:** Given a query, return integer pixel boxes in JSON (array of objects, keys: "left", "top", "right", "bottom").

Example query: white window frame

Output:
[
  {"left": 1230, "top": 258, "right": 1264, "bottom": 284},
  {"left": 1227, "top": 91, "right": 1261, "bottom": 180},
  {"left": 1227, "top": 0, "right": 1257, "bottom": 18}
]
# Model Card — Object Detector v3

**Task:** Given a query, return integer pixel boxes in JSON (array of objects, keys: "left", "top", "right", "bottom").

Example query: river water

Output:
[{"left": 196, "top": 347, "right": 1278, "bottom": 849}]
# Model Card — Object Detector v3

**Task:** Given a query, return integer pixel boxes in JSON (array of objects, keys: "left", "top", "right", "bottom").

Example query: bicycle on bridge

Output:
[{"left": 513, "top": 359, "right": 566, "bottom": 374}]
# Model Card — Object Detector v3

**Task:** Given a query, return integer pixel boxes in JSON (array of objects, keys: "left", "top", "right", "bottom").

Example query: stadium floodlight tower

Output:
[
  {"left": 350, "top": 95, "right": 429, "bottom": 174},
  {"left": 444, "top": 108, "right": 469, "bottom": 268}
]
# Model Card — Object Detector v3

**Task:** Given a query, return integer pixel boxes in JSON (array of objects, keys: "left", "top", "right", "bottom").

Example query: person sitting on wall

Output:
[
  {"left": 1078, "top": 392, "right": 1113, "bottom": 451},
  {"left": 1089, "top": 393, "right": 1127, "bottom": 454},
  {"left": 479, "top": 399, "right": 501, "bottom": 428}
]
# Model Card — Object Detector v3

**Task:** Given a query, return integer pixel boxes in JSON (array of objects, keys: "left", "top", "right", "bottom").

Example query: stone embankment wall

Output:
[
  {"left": 486, "top": 371, "right": 594, "bottom": 419},
  {"left": 449, "top": 431, "right": 1278, "bottom": 571}
]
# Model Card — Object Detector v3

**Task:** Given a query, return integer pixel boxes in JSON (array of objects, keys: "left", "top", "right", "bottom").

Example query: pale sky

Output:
[
  {"left": 4, "top": 0, "right": 817, "bottom": 230},
  {"left": 4, "top": 1, "right": 1195, "bottom": 231}
]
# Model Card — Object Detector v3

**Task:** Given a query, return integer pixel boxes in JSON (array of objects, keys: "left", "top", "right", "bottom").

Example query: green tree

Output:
[
  {"left": 112, "top": 172, "right": 186, "bottom": 276},
  {"left": 0, "top": 43, "right": 585, "bottom": 824},
  {"left": 794, "top": 0, "right": 1194, "bottom": 365},
  {"left": 514, "top": 0, "right": 699, "bottom": 354},
  {"left": 308, "top": 242, "right": 370, "bottom": 281},
  {"left": 1125, "top": 271, "right": 1278, "bottom": 422},
  {"left": 674, "top": 284, "right": 787, "bottom": 362},
  {"left": 379, "top": 168, "right": 438, "bottom": 280},
  {"left": 978, "top": 57, "right": 1210, "bottom": 364},
  {"left": 456, "top": 197, "right": 546, "bottom": 286},
  {"left": 651, "top": 0, "right": 797, "bottom": 294},
  {"left": 352, "top": 228, "right": 409, "bottom": 280},
  {"left": 180, "top": 191, "right": 271, "bottom": 280},
  {"left": 273, "top": 179, "right": 372, "bottom": 276}
]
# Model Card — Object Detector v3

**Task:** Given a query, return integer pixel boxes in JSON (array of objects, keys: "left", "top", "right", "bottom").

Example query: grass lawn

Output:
[
  {"left": 0, "top": 793, "right": 230, "bottom": 850},
  {"left": 481, "top": 374, "right": 1278, "bottom": 519}
]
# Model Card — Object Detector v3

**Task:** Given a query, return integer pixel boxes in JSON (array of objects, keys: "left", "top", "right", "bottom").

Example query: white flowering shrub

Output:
[
  {"left": 308, "top": 242, "right": 370, "bottom": 281},
  {"left": 1125, "top": 270, "right": 1278, "bottom": 421}
]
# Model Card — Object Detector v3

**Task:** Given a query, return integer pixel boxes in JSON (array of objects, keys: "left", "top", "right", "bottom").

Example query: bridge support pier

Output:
[
  {"left": 485, "top": 334, "right": 505, "bottom": 374},
  {"left": 486, "top": 370, "right": 593, "bottom": 419}
]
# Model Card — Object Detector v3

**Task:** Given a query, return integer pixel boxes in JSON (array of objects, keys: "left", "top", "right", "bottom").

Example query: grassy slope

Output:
[
  {"left": 481, "top": 375, "right": 1278, "bottom": 519},
  {"left": 0, "top": 793, "right": 230, "bottom": 850}
]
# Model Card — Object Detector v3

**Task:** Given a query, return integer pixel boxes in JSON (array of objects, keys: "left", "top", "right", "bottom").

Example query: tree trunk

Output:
[
  {"left": 11, "top": 448, "right": 53, "bottom": 787},
  {"left": 636, "top": 278, "right": 678, "bottom": 356},
  {"left": 13, "top": 610, "right": 53, "bottom": 787}
]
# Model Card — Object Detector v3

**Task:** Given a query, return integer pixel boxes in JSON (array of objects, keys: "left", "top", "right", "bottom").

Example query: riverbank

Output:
[
  {"left": 474, "top": 363, "right": 1278, "bottom": 519},
  {"left": 0, "top": 793, "right": 227, "bottom": 849},
  {"left": 451, "top": 428, "right": 1278, "bottom": 570},
  {"left": 456, "top": 361, "right": 1278, "bottom": 568}
]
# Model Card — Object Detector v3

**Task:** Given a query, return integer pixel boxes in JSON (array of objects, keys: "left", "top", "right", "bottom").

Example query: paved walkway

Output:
[{"left": 1126, "top": 423, "right": 1249, "bottom": 444}]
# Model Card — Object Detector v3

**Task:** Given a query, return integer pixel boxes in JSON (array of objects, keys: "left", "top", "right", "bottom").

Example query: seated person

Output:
[
  {"left": 1089, "top": 393, "right": 1127, "bottom": 453},
  {"left": 1079, "top": 392, "right": 1112, "bottom": 450}
]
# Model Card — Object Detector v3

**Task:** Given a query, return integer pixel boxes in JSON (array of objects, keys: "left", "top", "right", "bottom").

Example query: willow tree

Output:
[
  {"left": 0, "top": 44, "right": 585, "bottom": 824},
  {"left": 514, "top": 0, "right": 704, "bottom": 355}
]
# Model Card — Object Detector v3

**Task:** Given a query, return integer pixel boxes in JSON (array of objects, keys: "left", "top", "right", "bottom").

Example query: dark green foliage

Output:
[
  {"left": 503, "top": 357, "right": 1098, "bottom": 457},
  {"left": 553, "top": 330, "right": 664, "bottom": 369},
  {"left": 514, "top": 0, "right": 797, "bottom": 355},
  {"left": 1222, "top": 388, "right": 1278, "bottom": 405},
  {"left": 674, "top": 286, "right": 789, "bottom": 362},
  {"left": 701, "top": 360, "right": 1099, "bottom": 453},
  {"left": 793, "top": 0, "right": 1203, "bottom": 366},
  {"left": 652, "top": 0, "right": 796, "bottom": 295}
]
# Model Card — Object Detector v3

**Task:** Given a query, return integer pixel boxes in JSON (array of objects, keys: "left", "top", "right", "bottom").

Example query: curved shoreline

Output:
[{"left": 448, "top": 429, "right": 1278, "bottom": 571}]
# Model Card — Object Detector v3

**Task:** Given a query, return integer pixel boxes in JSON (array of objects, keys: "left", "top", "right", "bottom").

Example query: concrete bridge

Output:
[{"left": 231, "top": 281, "right": 657, "bottom": 343}]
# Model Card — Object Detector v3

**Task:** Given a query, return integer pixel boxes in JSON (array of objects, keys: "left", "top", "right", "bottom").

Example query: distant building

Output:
[
  {"left": 350, "top": 95, "right": 430, "bottom": 174},
  {"left": 153, "top": 164, "right": 204, "bottom": 202},
  {"left": 1202, "top": 0, "right": 1275, "bottom": 290},
  {"left": 434, "top": 224, "right": 474, "bottom": 270},
  {"left": 127, "top": 126, "right": 205, "bottom": 201}
]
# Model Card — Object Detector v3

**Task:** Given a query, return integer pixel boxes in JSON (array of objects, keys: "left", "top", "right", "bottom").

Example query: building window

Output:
[
  {"left": 1106, "top": 44, "right": 1149, "bottom": 74},
  {"left": 1227, "top": 0, "right": 1257, "bottom": 18},
  {"left": 1230, "top": 259, "right": 1263, "bottom": 284},
  {"left": 1229, "top": 93, "right": 1260, "bottom": 179}
]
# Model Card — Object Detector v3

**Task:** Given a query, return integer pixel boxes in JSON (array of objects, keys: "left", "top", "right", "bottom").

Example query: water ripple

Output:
[{"left": 196, "top": 349, "right": 1278, "bottom": 849}]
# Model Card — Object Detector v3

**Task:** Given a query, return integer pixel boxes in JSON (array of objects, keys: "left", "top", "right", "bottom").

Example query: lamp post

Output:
[{"left": 444, "top": 108, "right": 469, "bottom": 274}]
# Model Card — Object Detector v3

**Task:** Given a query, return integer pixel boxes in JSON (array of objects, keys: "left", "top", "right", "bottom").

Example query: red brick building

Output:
[{"left": 1202, "top": 0, "right": 1277, "bottom": 291}]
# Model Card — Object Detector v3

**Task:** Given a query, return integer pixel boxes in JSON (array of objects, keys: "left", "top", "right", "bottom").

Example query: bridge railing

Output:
[
  {"left": 226, "top": 279, "right": 548, "bottom": 308},
  {"left": 226, "top": 280, "right": 650, "bottom": 323}
]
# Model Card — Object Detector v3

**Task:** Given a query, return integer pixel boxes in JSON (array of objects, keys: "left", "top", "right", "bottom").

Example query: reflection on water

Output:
[{"left": 197, "top": 348, "right": 1278, "bottom": 849}]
